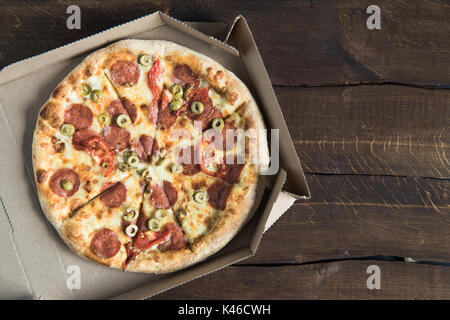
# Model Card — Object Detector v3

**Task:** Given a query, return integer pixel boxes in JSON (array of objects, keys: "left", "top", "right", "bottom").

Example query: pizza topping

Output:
[
  {"left": 163, "top": 180, "right": 178, "bottom": 207},
  {"left": 173, "top": 64, "right": 200, "bottom": 89},
  {"left": 158, "top": 223, "right": 187, "bottom": 252},
  {"left": 53, "top": 142, "right": 65, "bottom": 153},
  {"left": 123, "top": 206, "right": 139, "bottom": 221},
  {"left": 80, "top": 84, "right": 91, "bottom": 96},
  {"left": 90, "top": 89, "right": 103, "bottom": 103},
  {"left": 108, "top": 99, "right": 127, "bottom": 119},
  {"left": 207, "top": 181, "right": 232, "bottom": 210},
  {"left": 198, "top": 140, "right": 230, "bottom": 178},
  {"left": 116, "top": 114, "right": 131, "bottom": 128},
  {"left": 72, "top": 128, "right": 98, "bottom": 151},
  {"left": 222, "top": 163, "right": 245, "bottom": 185},
  {"left": 81, "top": 136, "right": 116, "bottom": 177},
  {"left": 100, "top": 182, "right": 127, "bottom": 208},
  {"left": 123, "top": 242, "right": 140, "bottom": 270},
  {"left": 118, "top": 163, "right": 128, "bottom": 171},
  {"left": 154, "top": 208, "right": 168, "bottom": 220},
  {"left": 169, "top": 99, "right": 183, "bottom": 111},
  {"left": 211, "top": 118, "right": 224, "bottom": 131},
  {"left": 147, "top": 58, "right": 164, "bottom": 112},
  {"left": 60, "top": 123, "right": 75, "bottom": 136},
  {"left": 170, "top": 84, "right": 184, "bottom": 100},
  {"left": 64, "top": 104, "right": 93, "bottom": 130},
  {"left": 171, "top": 163, "right": 183, "bottom": 175},
  {"left": 97, "top": 113, "right": 111, "bottom": 127},
  {"left": 150, "top": 184, "right": 171, "bottom": 209},
  {"left": 90, "top": 228, "right": 121, "bottom": 259},
  {"left": 49, "top": 168, "right": 80, "bottom": 197},
  {"left": 134, "top": 228, "right": 170, "bottom": 251},
  {"left": 138, "top": 54, "right": 153, "bottom": 67},
  {"left": 110, "top": 60, "right": 140, "bottom": 86},
  {"left": 139, "top": 135, "right": 154, "bottom": 162},
  {"left": 193, "top": 190, "right": 208, "bottom": 204},
  {"left": 157, "top": 89, "right": 177, "bottom": 129},
  {"left": 101, "top": 125, "right": 130, "bottom": 152},
  {"left": 121, "top": 97, "right": 138, "bottom": 123},
  {"left": 60, "top": 179, "right": 74, "bottom": 191},
  {"left": 186, "top": 88, "right": 222, "bottom": 130},
  {"left": 126, "top": 153, "right": 140, "bottom": 167},
  {"left": 36, "top": 169, "right": 47, "bottom": 183},
  {"left": 148, "top": 218, "right": 161, "bottom": 231},
  {"left": 178, "top": 146, "right": 201, "bottom": 175},
  {"left": 125, "top": 224, "right": 139, "bottom": 237}
]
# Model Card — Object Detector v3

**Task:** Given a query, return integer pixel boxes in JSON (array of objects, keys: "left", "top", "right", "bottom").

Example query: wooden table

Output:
[{"left": 1, "top": 0, "right": 448, "bottom": 299}]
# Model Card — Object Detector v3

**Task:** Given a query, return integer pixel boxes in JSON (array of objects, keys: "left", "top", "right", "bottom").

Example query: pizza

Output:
[{"left": 32, "top": 40, "right": 269, "bottom": 273}]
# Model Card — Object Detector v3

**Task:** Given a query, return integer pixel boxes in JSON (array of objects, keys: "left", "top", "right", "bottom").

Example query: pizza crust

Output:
[{"left": 32, "top": 39, "right": 270, "bottom": 274}]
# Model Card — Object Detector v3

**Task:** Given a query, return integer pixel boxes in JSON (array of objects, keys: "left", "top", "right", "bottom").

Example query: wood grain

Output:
[
  {"left": 170, "top": 0, "right": 450, "bottom": 87},
  {"left": 247, "top": 173, "right": 449, "bottom": 264},
  {"left": 276, "top": 85, "right": 450, "bottom": 177},
  {"left": 152, "top": 260, "right": 450, "bottom": 299}
]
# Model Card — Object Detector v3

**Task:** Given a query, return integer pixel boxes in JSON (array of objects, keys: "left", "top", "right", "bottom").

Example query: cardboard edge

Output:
[{"left": 226, "top": 16, "right": 311, "bottom": 200}]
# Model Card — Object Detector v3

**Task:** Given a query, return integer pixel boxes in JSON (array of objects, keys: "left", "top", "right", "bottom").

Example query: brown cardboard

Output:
[{"left": 0, "top": 12, "right": 308, "bottom": 299}]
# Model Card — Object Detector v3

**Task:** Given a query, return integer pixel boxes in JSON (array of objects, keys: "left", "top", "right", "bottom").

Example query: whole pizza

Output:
[{"left": 32, "top": 40, "right": 269, "bottom": 273}]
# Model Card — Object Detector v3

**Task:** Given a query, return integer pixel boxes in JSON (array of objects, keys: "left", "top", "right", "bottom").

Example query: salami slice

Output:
[
  {"left": 139, "top": 135, "right": 154, "bottom": 161},
  {"left": 207, "top": 180, "right": 232, "bottom": 210},
  {"left": 163, "top": 180, "right": 178, "bottom": 207},
  {"left": 101, "top": 125, "right": 130, "bottom": 152},
  {"left": 186, "top": 88, "right": 222, "bottom": 130},
  {"left": 90, "top": 228, "right": 121, "bottom": 259},
  {"left": 157, "top": 90, "right": 177, "bottom": 129},
  {"left": 173, "top": 64, "right": 200, "bottom": 88},
  {"left": 158, "top": 223, "right": 187, "bottom": 251},
  {"left": 72, "top": 128, "right": 98, "bottom": 151},
  {"left": 108, "top": 99, "right": 127, "bottom": 119},
  {"left": 222, "top": 163, "right": 245, "bottom": 184},
  {"left": 178, "top": 146, "right": 200, "bottom": 175},
  {"left": 110, "top": 60, "right": 140, "bottom": 86},
  {"left": 100, "top": 182, "right": 127, "bottom": 208},
  {"left": 64, "top": 104, "right": 93, "bottom": 130},
  {"left": 121, "top": 97, "right": 138, "bottom": 123},
  {"left": 49, "top": 168, "right": 80, "bottom": 197},
  {"left": 150, "top": 184, "right": 170, "bottom": 209}
]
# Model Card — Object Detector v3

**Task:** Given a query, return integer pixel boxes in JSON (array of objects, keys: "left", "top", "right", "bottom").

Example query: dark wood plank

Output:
[
  {"left": 246, "top": 173, "right": 449, "bottom": 264},
  {"left": 151, "top": 260, "right": 450, "bottom": 299},
  {"left": 276, "top": 85, "right": 449, "bottom": 177},
  {"left": 171, "top": 0, "right": 450, "bottom": 86}
]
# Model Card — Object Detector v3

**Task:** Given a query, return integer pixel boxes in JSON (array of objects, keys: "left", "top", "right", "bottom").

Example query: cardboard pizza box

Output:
[{"left": 0, "top": 12, "right": 310, "bottom": 300}]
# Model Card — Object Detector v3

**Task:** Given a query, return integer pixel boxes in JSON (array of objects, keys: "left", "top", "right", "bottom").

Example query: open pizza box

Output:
[{"left": 0, "top": 12, "right": 310, "bottom": 299}]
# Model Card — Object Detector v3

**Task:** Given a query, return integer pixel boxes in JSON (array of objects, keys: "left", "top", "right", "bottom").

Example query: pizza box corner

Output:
[{"left": 0, "top": 11, "right": 310, "bottom": 300}]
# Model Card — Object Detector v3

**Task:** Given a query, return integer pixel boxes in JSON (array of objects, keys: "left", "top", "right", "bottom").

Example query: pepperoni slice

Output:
[
  {"left": 186, "top": 88, "right": 222, "bottom": 130},
  {"left": 157, "top": 89, "right": 177, "bottom": 129},
  {"left": 158, "top": 223, "right": 187, "bottom": 251},
  {"left": 64, "top": 104, "right": 93, "bottom": 130},
  {"left": 139, "top": 135, "right": 154, "bottom": 161},
  {"left": 101, "top": 126, "right": 130, "bottom": 152},
  {"left": 178, "top": 146, "right": 200, "bottom": 175},
  {"left": 90, "top": 228, "right": 121, "bottom": 259},
  {"left": 163, "top": 180, "right": 178, "bottom": 207},
  {"left": 173, "top": 64, "right": 200, "bottom": 88},
  {"left": 72, "top": 128, "right": 98, "bottom": 151},
  {"left": 110, "top": 60, "right": 140, "bottom": 86},
  {"left": 207, "top": 180, "right": 232, "bottom": 210},
  {"left": 108, "top": 99, "right": 127, "bottom": 120},
  {"left": 222, "top": 163, "right": 245, "bottom": 184},
  {"left": 49, "top": 168, "right": 80, "bottom": 197},
  {"left": 100, "top": 182, "right": 127, "bottom": 208},
  {"left": 121, "top": 97, "right": 138, "bottom": 123},
  {"left": 150, "top": 184, "right": 171, "bottom": 209}
]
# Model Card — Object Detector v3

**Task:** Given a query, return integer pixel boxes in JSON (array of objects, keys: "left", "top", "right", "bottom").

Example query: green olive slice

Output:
[
  {"left": 154, "top": 209, "right": 168, "bottom": 220},
  {"left": 127, "top": 154, "right": 139, "bottom": 166},
  {"left": 101, "top": 161, "right": 110, "bottom": 170},
  {"left": 169, "top": 99, "right": 183, "bottom": 111},
  {"left": 211, "top": 118, "right": 224, "bottom": 131},
  {"left": 98, "top": 112, "right": 111, "bottom": 127},
  {"left": 125, "top": 224, "right": 138, "bottom": 237},
  {"left": 118, "top": 163, "right": 128, "bottom": 171},
  {"left": 81, "top": 84, "right": 91, "bottom": 96},
  {"left": 170, "top": 84, "right": 184, "bottom": 100},
  {"left": 191, "top": 101, "right": 204, "bottom": 114},
  {"left": 148, "top": 218, "right": 161, "bottom": 232},
  {"left": 123, "top": 206, "right": 139, "bottom": 221},
  {"left": 90, "top": 89, "right": 103, "bottom": 103},
  {"left": 60, "top": 179, "right": 73, "bottom": 191},
  {"left": 171, "top": 163, "right": 183, "bottom": 175},
  {"left": 193, "top": 190, "right": 208, "bottom": 204},
  {"left": 60, "top": 123, "right": 75, "bottom": 136},
  {"left": 116, "top": 114, "right": 131, "bottom": 128},
  {"left": 140, "top": 169, "right": 150, "bottom": 179},
  {"left": 138, "top": 54, "right": 152, "bottom": 67}
]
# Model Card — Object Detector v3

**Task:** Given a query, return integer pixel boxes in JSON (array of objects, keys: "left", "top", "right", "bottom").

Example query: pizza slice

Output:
[{"left": 61, "top": 174, "right": 145, "bottom": 269}]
